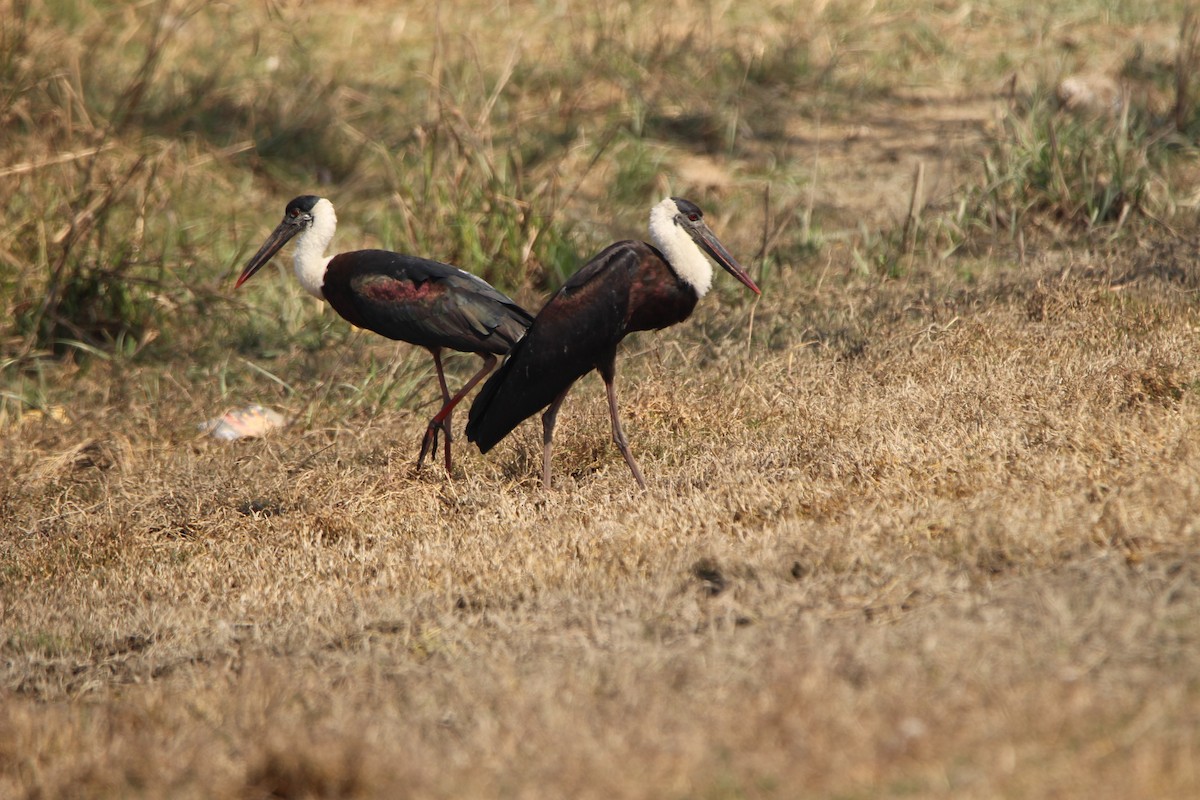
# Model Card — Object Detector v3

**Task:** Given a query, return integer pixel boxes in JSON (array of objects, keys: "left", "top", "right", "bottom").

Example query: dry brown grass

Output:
[
  {"left": 4, "top": 1, "right": 1200, "bottom": 798},
  {"left": 5, "top": 245, "right": 1200, "bottom": 798}
]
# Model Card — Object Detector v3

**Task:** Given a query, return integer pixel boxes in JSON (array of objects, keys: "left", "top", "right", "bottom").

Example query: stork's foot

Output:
[
  {"left": 415, "top": 420, "right": 453, "bottom": 474},
  {"left": 416, "top": 422, "right": 441, "bottom": 471}
]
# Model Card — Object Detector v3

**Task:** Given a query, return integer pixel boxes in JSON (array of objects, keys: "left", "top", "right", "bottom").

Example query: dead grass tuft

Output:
[
  {"left": 1120, "top": 364, "right": 1188, "bottom": 410},
  {"left": 245, "top": 737, "right": 373, "bottom": 800}
]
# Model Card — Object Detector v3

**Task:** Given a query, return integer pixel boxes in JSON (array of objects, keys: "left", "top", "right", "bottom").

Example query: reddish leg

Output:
[{"left": 417, "top": 351, "right": 498, "bottom": 474}]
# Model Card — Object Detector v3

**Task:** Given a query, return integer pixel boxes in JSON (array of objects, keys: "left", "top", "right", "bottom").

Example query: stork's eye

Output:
[
  {"left": 688, "top": 213, "right": 699, "bottom": 221},
  {"left": 289, "top": 208, "right": 300, "bottom": 218}
]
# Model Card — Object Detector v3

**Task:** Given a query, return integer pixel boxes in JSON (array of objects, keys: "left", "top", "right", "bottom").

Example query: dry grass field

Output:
[{"left": 4, "top": 1, "right": 1200, "bottom": 797}]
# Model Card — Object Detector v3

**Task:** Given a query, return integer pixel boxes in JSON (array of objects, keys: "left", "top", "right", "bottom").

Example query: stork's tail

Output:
[{"left": 465, "top": 360, "right": 512, "bottom": 453}]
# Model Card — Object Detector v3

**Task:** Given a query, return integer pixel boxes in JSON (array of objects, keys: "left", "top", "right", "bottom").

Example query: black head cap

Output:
[
  {"left": 671, "top": 197, "right": 703, "bottom": 220},
  {"left": 286, "top": 195, "right": 321, "bottom": 216}
]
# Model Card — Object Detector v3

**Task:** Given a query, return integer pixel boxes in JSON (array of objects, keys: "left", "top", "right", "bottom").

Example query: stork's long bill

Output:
[
  {"left": 688, "top": 219, "right": 761, "bottom": 296},
  {"left": 235, "top": 212, "right": 307, "bottom": 289}
]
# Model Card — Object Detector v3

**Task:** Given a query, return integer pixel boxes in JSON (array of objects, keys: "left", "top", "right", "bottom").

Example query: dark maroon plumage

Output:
[
  {"left": 321, "top": 251, "right": 529, "bottom": 355},
  {"left": 465, "top": 241, "right": 694, "bottom": 456}
]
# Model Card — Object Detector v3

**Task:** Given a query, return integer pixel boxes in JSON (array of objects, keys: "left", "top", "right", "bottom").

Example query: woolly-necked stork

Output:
[
  {"left": 235, "top": 195, "right": 533, "bottom": 473},
  {"left": 465, "top": 196, "right": 760, "bottom": 488}
]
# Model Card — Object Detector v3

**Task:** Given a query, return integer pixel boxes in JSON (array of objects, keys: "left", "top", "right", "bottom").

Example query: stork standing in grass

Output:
[
  {"left": 465, "top": 196, "right": 760, "bottom": 488},
  {"left": 236, "top": 195, "right": 533, "bottom": 473}
]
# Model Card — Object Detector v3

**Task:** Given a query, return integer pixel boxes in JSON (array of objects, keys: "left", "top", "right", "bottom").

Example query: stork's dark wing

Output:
[
  {"left": 465, "top": 240, "right": 650, "bottom": 453},
  {"left": 323, "top": 251, "right": 532, "bottom": 354}
]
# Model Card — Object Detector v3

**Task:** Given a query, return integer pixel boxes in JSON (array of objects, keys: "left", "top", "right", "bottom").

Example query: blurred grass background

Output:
[{"left": 1, "top": 0, "right": 1197, "bottom": 419}]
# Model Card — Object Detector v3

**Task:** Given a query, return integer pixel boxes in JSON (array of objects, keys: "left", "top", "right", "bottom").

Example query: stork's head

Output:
[
  {"left": 649, "top": 197, "right": 761, "bottom": 297},
  {"left": 235, "top": 195, "right": 326, "bottom": 288}
]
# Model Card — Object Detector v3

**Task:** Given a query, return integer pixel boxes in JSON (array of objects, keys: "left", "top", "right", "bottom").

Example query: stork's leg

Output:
[
  {"left": 541, "top": 388, "right": 571, "bottom": 488},
  {"left": 416, "top": 349, "right": 452, "bottom": 471},
  {"left": 417, "top": 352, "right": 499, "bottom": 474},
  {"left": 598, "top": 354, "right": 646, "bottom": 489},
  {"left": 433, "top": 350, "right": 454, "bottom": 473}
]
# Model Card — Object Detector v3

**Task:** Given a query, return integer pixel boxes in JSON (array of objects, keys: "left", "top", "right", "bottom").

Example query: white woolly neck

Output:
[
  {"left": 292, "top": 197, "right": 336, "bottom": 299},
  {"left": 648, "top": 197, "right": 712, "bottom": 298}
]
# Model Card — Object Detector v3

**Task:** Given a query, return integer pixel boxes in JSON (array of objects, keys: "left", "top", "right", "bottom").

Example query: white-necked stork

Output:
[
  {"left": 235, "top": 195, "right": 533, "bottom": 473},
  {"left": 465, "top": 196, "right": 760, "bottom": 488}
]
